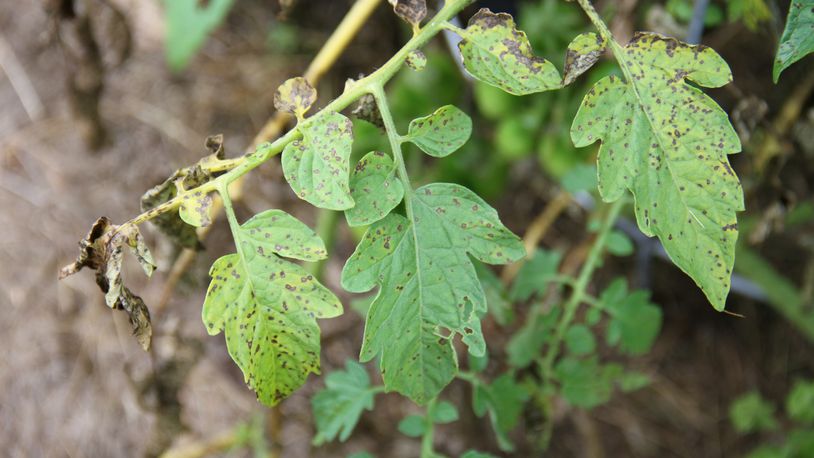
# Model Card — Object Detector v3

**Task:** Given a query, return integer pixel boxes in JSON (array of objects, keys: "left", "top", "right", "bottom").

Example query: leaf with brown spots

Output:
[
  {"left": 563, "top": 32, "right": 607, "bottom": 86},
  {"left": 457, "top": 9, "right": 561, "bottom": 95},
  {"left": 179, "top": 191, "right": 214, "bottom": 227},
  {"left": 202, "top": 209, "right": 341, "bottom": 406},
  {"left": 341, "top": 183, "right": 524, "bottom": 404},
  {"left": 388, "top": 0, "right": 427, "bottom": 28},
  {"left": 774, "top": 0, "right": 814, "bottom": 82},
  {"left": 345, "top": 151, "right": 404, "bottom": 227},
  {"left": 571, "top": 32, "right": 744, "bottom": 310},
  {"left": 59, "top": 217, "right": 155, "bottom": 350},
  {"left": 282, "top": 112, "right": 355, "bottom": 210},
  {"left": 405, "top": 50, "right": 427, "bottom": 71},
  {"left": 274, "top": 77, "right": 317, "bottom": 119},
  {"left": 405, "top": 105, "right": 472, "bottom": 158}
]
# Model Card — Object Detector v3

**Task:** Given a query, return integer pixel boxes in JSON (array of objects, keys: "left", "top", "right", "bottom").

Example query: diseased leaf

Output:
[
  {"left": 388, "top": 0, "right": 427, "bottom": 28},
  {"left": 312, "top": 360, "right": 377, "bottom": 445},
  {"left": 342, "top": 183, "right": 524, "bottom": 404},
  {"left": 283, "top": 112, "right": 355, "bottom": 210},
  {"left": 563, "top": 32, "right": 607, "bottom": 86},
  {"left": 345, "top": 151, "right": 404, "bottom": 227},
  {"left": 571, "top": 33, "right": 744, "bottom": 310},
  {"left": 773, "top": 1, "right": 814, "bottom": 82},
  {"left": 164, "top": 0, "right": 234, "bottom": 71},
  {"left": 59, "top": 217, "right": 155, "bottom": 350},
  {"left": 457, "top": 9, "right": 561, "bottom": 95},
  {"left": 601, "top": 279, "right": 662, "bottom": 355},
  {"left": 274, "top": 77, "right": 317, "bottom": 118},
  {"left": 405, "top": 50, "right": 427, "bottom": 71},
  {"left": 179, "top": 190, "right": 214, "bottom": 227},
  {"left": 202, "top": 209, "right": 342, "bottom": 406},
  {"left": 406, "top": 105, "right": 472, "bottom": 158}
]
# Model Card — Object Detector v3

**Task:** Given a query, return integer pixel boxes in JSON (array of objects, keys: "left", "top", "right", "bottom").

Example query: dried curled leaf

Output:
[
  {"left": 388, "top": 0, "right": 427, "bottom": 28},
  {"left": 457, "top": 9, "right": 561, "bottom": 95},
  {"left": 406, "top": 105, "right": 472, "bottom": 158},
  {"left": 274, "top": 77, "right": 317, "bottom": 118},
  {"left": 342, "top": 184, "right": 524, "bottom": 403},
  {"left": 202, "top": 209, "right": 341, "bottom": 405},
  {"left": 773, "top": 0, "right": 814, "bottom": 82},
  {"left": 571, "top": 33, "right": 744, "bottom": 310},
  {"left": 282, "top": 112, "right": 355, "bottom": 210},
  {"left": 563, "top": 32, "right": 607, "bottom": 86},
  {"left": 345, "top": 151, "right": 404, "bottom": 227},
  {"left": 59, "top": 217, "right": 155, "bottom": 350},
  {"left": 141, "top": 134, "right": 226, "bottom": 248}
]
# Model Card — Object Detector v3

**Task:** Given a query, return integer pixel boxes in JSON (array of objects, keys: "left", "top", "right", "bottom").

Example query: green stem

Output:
[
  {"left": 537, "top": 198, "right": 625, "bottom": 449},
  {"left": 125, "top": 0, "right": 474, "bottom": 229},
  {"left": 420, "top": 397, "right": 437, "bottom": 458}
]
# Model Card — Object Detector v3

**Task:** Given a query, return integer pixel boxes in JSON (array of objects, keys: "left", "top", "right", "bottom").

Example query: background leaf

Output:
[
  {"left": 164, "top": 0, "right": 234, "bottom": 71},
  {"left": 773, "top": 1, "right": 814, "bottom": 82},
  {"left": 312, "top": 360, "right": 377, "bottom": 444},
  {"left": 730, "top": 391, "right": 778, "bottom": 433}
]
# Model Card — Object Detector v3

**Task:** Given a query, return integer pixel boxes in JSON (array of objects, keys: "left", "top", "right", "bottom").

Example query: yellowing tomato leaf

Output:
[
  {"left": 202, "top": 209, "right": 342, "bottom": 406},
  {"left": 571, "top": 33, "right": 744, "bottom": 310}
]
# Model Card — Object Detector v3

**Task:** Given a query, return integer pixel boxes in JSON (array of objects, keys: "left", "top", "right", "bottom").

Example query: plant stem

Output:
[
  {"left": 420, "top": 397, "right": 438, "bottom": 458},
  {"left": 537, "top": 197, "right": 625, "bottom": 449}
]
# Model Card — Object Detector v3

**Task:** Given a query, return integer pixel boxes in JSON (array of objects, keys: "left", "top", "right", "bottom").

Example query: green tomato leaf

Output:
[
  {"left": 283, "top": 112, "right": 355, "bottom": 210},
  {"left": 601, "top": 280, "right": 662, "bottom": 355},
  {"left": 730, "top": 391, "right": 778, "bottom": 433},
  {"left": 202, "top": 209, "right": 342, "bottom": 406},
  {"left": 179, "top": 190, "right": 215, "bottom": 227},
  {"left": 605, "top": 230, "right": 634, "bottom": 257},
  {"left": 563, "top": 32, "right": 607, "bottom": 86},
  {"left": 509, "top": 248, "right": 562, "bottom": 301},
  {"left": 561, "top": 163, "right": 598, "bottom": 194},
  {"left": 457, "top": 9, "right": 561, "bottom": 95},
  {"left": 619, "top": 371, "right": 652, "bottom": 392},
  {"left": 471, "top": 374, "right": 529, "bottom": 452},
  {"left": 342, "top": 183, "right": 524, "bottom": 404},
  {"left": 506, "top": 307, "right": 560, "bottom": 368},
  {"left": 773, "top": 1, "right": 814, "bottom": 82},
  {"left": 554, "top": 356, "right": 615, "bottom": 409},
  {"left": 345, "top": 151, "right": 404, "bottom": 227},
  {"left": 397, "top": 414, "right": 427, "bottom": 437},
  {"left": 312, "top": 360, "right": 377, "bottom": 445},
  {"left": 572, "top": 33, "right": 744, "bottom": 310},
  {"left": 786, "top": 379, "right": 814, "bottom": 424},
  {"left": 461, "top": 451, "right": 498, "bottom": 458},
  {"left": 164, "top": 0, "right": 234, "bottom": 71},
  {"left": 406, "top": 105, "right": 472, "bottom": 158},
  {"left": 565, "top": 324, "right": 596, "bottom": 356},
  {"left": 432, "top": 401, "right": 459, "bottom": 424},
  {"left": 274, "top": 77, "right": 317, "bottom": 119},
  {"left": 474, "top": 262, "right": 514, "bottom": 326}
]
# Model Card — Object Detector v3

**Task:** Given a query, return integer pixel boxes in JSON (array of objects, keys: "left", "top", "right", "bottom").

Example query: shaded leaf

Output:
[
  {"left": 472, "top": 374, "right": 528, "bottom": 451},
  {"left": 345, "top": 151, "right": 404, "bottom": 227},
  {"left": 342, "top": 183, "right": 524, "bottom": 404},
  {"left": 563, "top": 32, "right": 607, "bottom": 86},
  {"left": 730, "top": 391, "right": 778, "bottom": 433},
  {"left": 773, "top": 1, "right": 814, "bottom": 82},
  {"left": 283, "top": 112, "right": 355, "bottom": 210},
  {"left": 312, "top": 360, "right": 377, "bottom": 444},
  {"left": 389, "top": 0, "right": 427, "bottom": 28},
  {"left": 474, "top": 262, "right": 514, "bottom": 326},
  {"left": 506, "top": 307, "right": 560, "bottom": 368},
  {"left": 561, "top": 163, "right": 597, "bottom": 194},
  {"left": 509, "top": 248, "right": 561, "bottom": 301},
  {"left": 202, "top": 209, "right": 342, "bottom": 406},
  {"left": 164, "top": 0, "right": 234, "bottom": 71},
  {"left": 565, "top": 324, "right": 596, "bottom": 356},
  {"left": 619, "top": 371, "right": 651, "bottom": 392},
  {"left": 572, "top": 33, "right": 744, "bottom": 310},
  {"left": 601, "top": 279, "right": 662, "bottom": 355},
  {"left": 462, "top": 452, "right": 498, "bottom": 458},
  {"left": 554, "top": 357, "right": 616, "bottom": 409},
  {"left": 786, "top": 379, "right": 814, "bottom": 424},
  {"left": 274, "top": 77, "right": 317, "bottom": 118},
  {"left": 397, "top": 414, "right": 426, "bottom": 437},
  {"left": 457, "top": 9, "right": 561, "bottom": 95},
  {"left": 406, "top": 105, "right": 472, "bottom": 158},
  {"left": 431, "top": 401, "right": 459, "bottom": 424},
  {"left": 605, "top": 230, "right": 634, "bottom": 256}
]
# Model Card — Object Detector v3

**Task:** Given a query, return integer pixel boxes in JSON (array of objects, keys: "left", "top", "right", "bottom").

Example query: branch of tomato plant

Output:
[{"left": 536, "top": 197, "right": 626, "bottom": 449}]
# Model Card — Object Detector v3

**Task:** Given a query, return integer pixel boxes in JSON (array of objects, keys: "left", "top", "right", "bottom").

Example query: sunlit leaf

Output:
[
  {"left": 345, "top": 151, "right": 404, "bottom": 227},
  {"left": 283, "top": 112, "right": 355, "bottom": 210},
  {"left": 312, "top": 360, "right": 377, "bottom": 444},
  {"left": 406, "top": 105, "right": 472, "bottom": 158},
  {"left": 457, "top": 9, "right": 561, "bottom": 95},
  {"left": 342, "top": 183, "right": 524, "bottom": 404},
  {"left": 572, "top": 33, "right": 744, "bottom": 310},
  {"left": 773, "top": 1, "right": 814, "bottom": 82},
  {"left": 563, "top": 32, "right": 607, "bottom": 86},
  {"left": 202, "top": 209, "right": 342, "bottom": 406}
]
